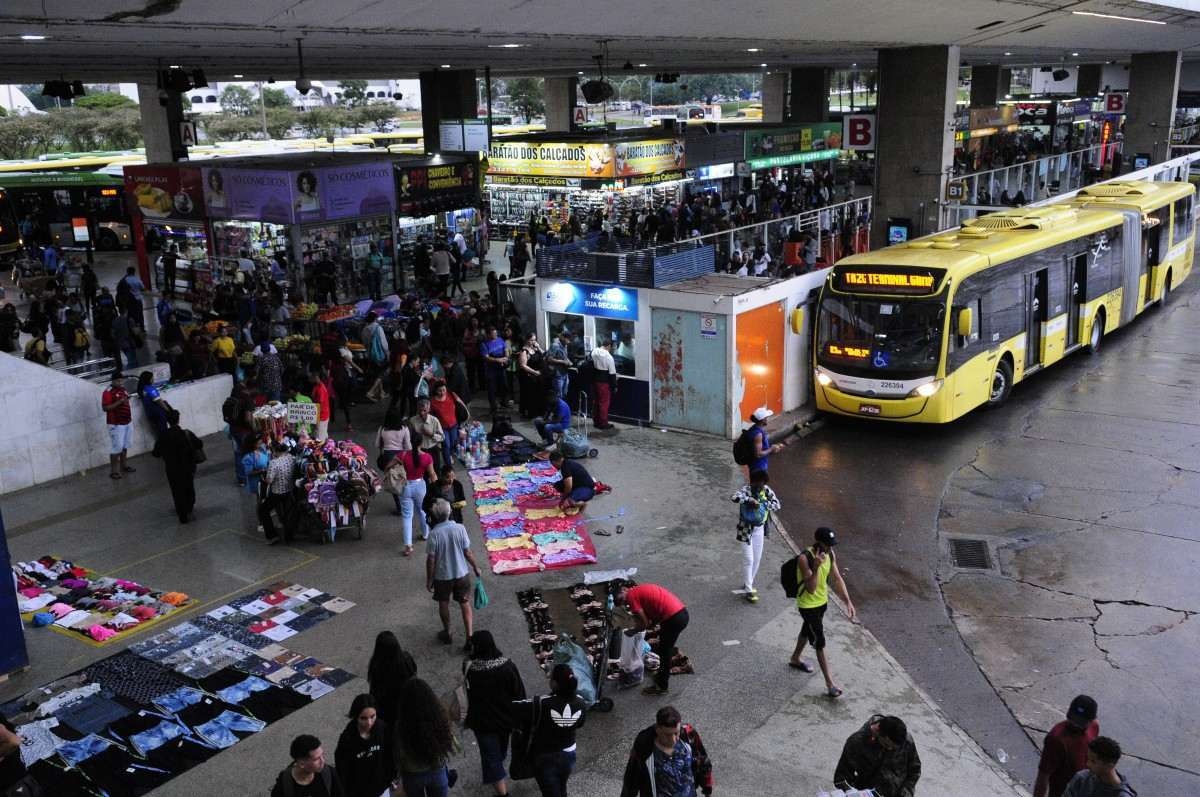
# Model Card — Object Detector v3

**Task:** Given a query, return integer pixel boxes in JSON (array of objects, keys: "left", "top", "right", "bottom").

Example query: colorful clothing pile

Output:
[
  {"left": 469, "top": 463, "right": 598, "bottom": 575},
  {"left": 14, "top": 556, "right": 193, "bottom": 645},
  {"left": 297, "top": 439, "right": 380, "bottom": 537}
]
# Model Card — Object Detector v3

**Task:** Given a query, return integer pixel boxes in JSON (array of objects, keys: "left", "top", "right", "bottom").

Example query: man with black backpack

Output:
[
  {"left": 733, "top": 407, "right": 783, "bottom": 473},
  {"left": 271, "top": 734, "right": 344, "bottom": 797},
  {"left": 785, "top": 526, "right": 857, "bottom": 698}
]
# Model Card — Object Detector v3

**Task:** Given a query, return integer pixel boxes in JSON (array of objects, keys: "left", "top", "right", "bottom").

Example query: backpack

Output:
[
  {"left": 73, "top": 327, "right": 90, "bottom": 349},
  {"left": 732, "top": 428, "right": 756, "bottom": 466},
  {"left": 221, "top": 396, "right": 240, "bottom": 425},
  {"left": 368, "top": 326, "right": 387, "bottom": 364},
  {"left": 276, "top": 765, "right": 332, "bottom": 797},
  {"left": 781, "top": 550, "right": 816, "bottom": 598}
]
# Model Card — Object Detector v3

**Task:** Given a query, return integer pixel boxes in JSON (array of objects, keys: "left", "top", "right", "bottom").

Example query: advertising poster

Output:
[
  {"left": 124, "top": 165, "right": 204, "bottom": 221},
  {"left": 613, "top": 139, "right": 685, "bottom": 176},
  {"left": 396, "top": 162, "right": 478, "bottom": 215},
  {"left": 744, "top": 123, "right": 842, "bottom": 159},
  {"left": 487, "top": 141, "right": 615, "bottom": 178},
  {"left": 222, "top": 169, "right": 295, "bottom": 224},
  {"left": 320, "top": 162, "right": 395, "bottom": 221},
  {"left": 542, "top": 282, "right": 638, "bottom": 321}
]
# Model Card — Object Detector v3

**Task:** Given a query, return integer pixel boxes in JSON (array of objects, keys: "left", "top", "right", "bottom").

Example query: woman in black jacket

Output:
[
  {"left": 151, "top": 410, "right": 201, "bottom": 524},
  {"left": 463, "top": 631, "right": 526, "bottom": 796},
  {"left": 517, "top": 663, "right": 587, "bottom": 797},
  {"left": 334, "top": 693, "right": 394, "bottom": 797},
  {"left": 367, "top": 630, "right": 418, "bottom": 727}
]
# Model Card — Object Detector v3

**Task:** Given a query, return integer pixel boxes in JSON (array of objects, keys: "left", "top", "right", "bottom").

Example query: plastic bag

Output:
[
  {"left": 473, "top": 579, "right": 489, "bottom": 610},
  {"left": 551, "top": 635, "right": 597, "bottom": 706}
]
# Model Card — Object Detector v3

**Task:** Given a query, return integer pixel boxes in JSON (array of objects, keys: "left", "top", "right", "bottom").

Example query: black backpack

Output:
[
  {"left": 221, "top": 396, "right": 240, "bottom": 425},
  {"left": 732, "top": 428, "right": 756, "bottom": 466},
  {"left": 276, "top": 765, "right": 333, "bottom": 797},
  {"left": 781, "top": 550, "right": 816, "bottom": 598}
]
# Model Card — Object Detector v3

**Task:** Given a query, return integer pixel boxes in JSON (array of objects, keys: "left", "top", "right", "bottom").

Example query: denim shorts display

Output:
[
  {"left": 194, "top": 710, "right": 266, "bottom": 749},
  {"left": 56, "top": 733, "right": 112, "bottom": 766},
  {"left": 128, "top": 719, "right": 187, "bottom": 756},
  {"left": 53, "top": 691, "right": 132, "bottom": 735},
  {"left": 215, "top": 675, "right": 272, "bottom": 706},
  {"left": 154, "top": 686, "right": 207, "bottom": 714}
]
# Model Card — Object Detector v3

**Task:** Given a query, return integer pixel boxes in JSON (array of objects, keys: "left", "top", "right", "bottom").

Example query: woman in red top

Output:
[
  {"left": 310, "top": 370, "right": 332, "bottom": 440},
  {"left": 397, "top": 430, "right": 436, "bottom": 556},
  {"left": 428, "top": 382, "right": 467, "bottom": 468}
]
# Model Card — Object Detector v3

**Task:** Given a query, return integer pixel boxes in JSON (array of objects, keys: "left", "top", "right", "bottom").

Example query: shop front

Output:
[
  {"left": 741, "top": 122, "right": 845, "bottom": 187},
  {"left": 485, "top": 135, "right": 687, "bottom": 240},
  {"left": 683, "top": 129, "right": 746, "bottom": 198},
  {"left": 395, "top": 159, "right": 484, "bottom": 284},
  {"left": 123, "top": 164, "right": 213, "bottom": 310}
]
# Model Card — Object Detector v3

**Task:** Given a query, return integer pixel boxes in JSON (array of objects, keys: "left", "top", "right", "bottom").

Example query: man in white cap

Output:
[{"left": 748, "top": 407, "right": 784, "bottom": 473}]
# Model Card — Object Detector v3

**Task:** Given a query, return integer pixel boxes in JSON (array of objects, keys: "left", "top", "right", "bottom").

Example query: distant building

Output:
[
  {"left": 0, "top": 85, "right": 41, "bottom": 115},
  {"left": 186, "top": 79, "right": 421, "bottom": 114}
]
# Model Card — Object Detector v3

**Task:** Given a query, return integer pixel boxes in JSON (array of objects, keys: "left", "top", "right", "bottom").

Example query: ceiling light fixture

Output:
[
  {"left": 1071, "top": 10, "right": 1165, "bottom": 25},
  {"left": 746, "top": 48, "right": 761, "bottom": 53},
  {"left": 441, "top": 64, "right": 451, "bottom": 68},
  {"left": 20, "top": 34, "right": 46, "bottom": 41},
  {"left": 233, "top": 73, "right": 244, "bottom": 78},
  {"left": 1071, "top": 52, "right": 1079, "bottom": 57},
  {"left": 638, "top": 63, "right": 647, "bottom": 68},
  {"left": 1004, "top": 51, "right": 1012, "bottom": 56},
  {"left": 293, "top": 38, "right": 311, "bottom": 95},
  {"left": 760, "top": 63, "right": 768, "bottom": 68},
  {"left": 487, "top": 43, "right": 523, "bottom": 49}
]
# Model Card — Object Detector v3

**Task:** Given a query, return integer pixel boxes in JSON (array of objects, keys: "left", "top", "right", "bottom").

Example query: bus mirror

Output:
[{"left": 957, "top": 307, "right": 973, "bottom": 338}]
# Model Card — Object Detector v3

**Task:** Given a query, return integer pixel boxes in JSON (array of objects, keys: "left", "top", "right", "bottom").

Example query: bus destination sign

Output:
[{"left": 834, "top": 267, "right": 943, "bottom": 295}]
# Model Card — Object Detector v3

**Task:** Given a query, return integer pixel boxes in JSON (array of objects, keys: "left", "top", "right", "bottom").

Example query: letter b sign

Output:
[
  {"left": 843, "top": 114, "right": 876, "bottom": 151},
  {"left": 1104, "top": 93, "right": 1125, "bottom": 114}
]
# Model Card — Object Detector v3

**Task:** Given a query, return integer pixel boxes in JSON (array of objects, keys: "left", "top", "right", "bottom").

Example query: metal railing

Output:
[
  {"left": 1033, "top": 148, "right": 1200, "bottom": 207},
  {"left": 941, "top": 143, "right": 1120, "bottom": 228}
]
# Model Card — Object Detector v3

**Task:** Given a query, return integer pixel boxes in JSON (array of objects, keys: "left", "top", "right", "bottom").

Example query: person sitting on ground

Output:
[
  {"left": 534, "top": 390, "right": 572, "bottom": 446},
  {"left": 1063, "top": 737, "right": 1136, "bottom": 797},
  {"left": 619, "top": 705, "right": 714, "bottom": 797},
  {"left": 549, "top": 451, "right": 594, "bottom": 510},
  {"left": 271, "top": 733, "right": 344, "bottom": 797},
  {"left": 833, "top": 715, "right": 921, "bottom": 797}
]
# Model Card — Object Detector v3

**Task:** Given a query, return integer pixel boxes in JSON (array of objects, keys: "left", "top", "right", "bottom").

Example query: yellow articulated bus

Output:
[{"left": 814, "top": 180, "right": 1195, "bottom": 422}]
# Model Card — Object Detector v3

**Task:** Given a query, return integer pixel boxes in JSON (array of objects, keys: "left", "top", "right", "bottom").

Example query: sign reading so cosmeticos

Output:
[{"left": 542, "top": 282, "right": 638, "bottom": 321}]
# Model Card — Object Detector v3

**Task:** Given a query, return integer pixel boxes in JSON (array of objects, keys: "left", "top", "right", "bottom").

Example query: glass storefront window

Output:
[
  {"left": 547, "top": 312, "right": 586, "bottom": 361},
  {"left": 595, "top": 318, "right": 636, "bottom": 376},
  {"left": 299, "top": 215, "right": 394, "bottom": 301}
]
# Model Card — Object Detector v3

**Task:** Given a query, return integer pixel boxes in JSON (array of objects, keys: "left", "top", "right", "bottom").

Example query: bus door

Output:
[
  {"left": 1026, "top": 268, "right": 1048, "bottom": 368},
  {"left": 1067, "top": 253, "right": 1087, "bottom": 348}
]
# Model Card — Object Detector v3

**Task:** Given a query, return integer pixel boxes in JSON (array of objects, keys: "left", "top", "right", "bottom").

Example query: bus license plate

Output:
[{"left": 858, "top": 403, "right": 881, "bottom": 416}]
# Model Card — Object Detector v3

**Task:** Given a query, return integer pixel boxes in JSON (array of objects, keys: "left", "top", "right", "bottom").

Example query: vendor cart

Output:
[{"left": 529, "top": 582, "right": 615, "bottom": 712}]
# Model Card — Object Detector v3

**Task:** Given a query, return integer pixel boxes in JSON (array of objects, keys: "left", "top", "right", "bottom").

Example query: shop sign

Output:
[
  {"left": 542, "top": 281, "right": 638, "bottom": 321},
  {"left": 1015, "top": 102, "right": 1055, "bottom": 127},
  {"left": 1103, "top": 93, "right": 1125, "bottom": 114},
  {"left": 967, "top": 105, "right": 1015, "bottom": 130},
  {"left": 287, "top": 402, "right": 319, "bottom": 425},
  {"left": 202, "top": 168, "right": 294, "bottom": 224},
  {"left": 842, "top": 115, "right": 876, "bottom": 151},
  {"left": 123, "top": 164, "right": 205, "bottom": 221},
  {"left": 625, "top": 169, "right": 685, "bottom": 187},
  {"left": 398, "top": 161, "right": 480, "bottom": 215},
  {"left": 320, "top": 163, "right": 396, "bottom": 221},
  {"left": 694, "top": 163, "right": 735, "bottom": 180},
  {"left": 746, "top": 148, "right": 841, "bottom": 171},
  {"left": 487, "top": 141, "right": 615, "bottom": 178},
  {"left": 613, "top": 139, "right": 685, "bottom": 176},
  {"left": 744, "top": 123, "right": 842, "bottom": 160},
  {"left": 485, "top": 174, "right": 580, "bottom": 188}
]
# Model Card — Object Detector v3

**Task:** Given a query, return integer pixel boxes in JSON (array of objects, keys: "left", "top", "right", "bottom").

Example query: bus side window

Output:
[{"left": 1173, "top": 196, "right": 1194, "bottom": 246}]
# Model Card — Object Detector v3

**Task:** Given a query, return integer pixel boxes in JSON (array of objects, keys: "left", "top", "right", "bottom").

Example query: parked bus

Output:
[
  {"left": 0, "top": 188, "right": 21, "bottom": 259},
  {"left": 813, "top": 179, "right": 1195, "bottom": 422},
  {"left": 0, "top": 171, "right": 133, "bottom": 250}
]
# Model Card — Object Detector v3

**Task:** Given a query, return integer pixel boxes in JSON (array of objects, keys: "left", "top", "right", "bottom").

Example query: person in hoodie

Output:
[
  {"left": 1063, "top": 737, "right": 1136, "bottom": 797},
  {"left": 833, "top": 714, "right": 921, "bottom": 797},
  {"left": 620, "top": 705, "right": 713, "bottom": 797},
  {"left": 463, "top": 631, "right": 526, "bottom": 796},
  {"left": 515, "top": 663, "right": 587, "bottom": 797},
  {"left": 334, "top": 694, "right": 394, "bottom": 797}
]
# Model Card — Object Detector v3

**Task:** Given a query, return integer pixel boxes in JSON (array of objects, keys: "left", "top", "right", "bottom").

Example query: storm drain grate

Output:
[{"left": 949, "top": 538, "right": 992, "bottom": 570}]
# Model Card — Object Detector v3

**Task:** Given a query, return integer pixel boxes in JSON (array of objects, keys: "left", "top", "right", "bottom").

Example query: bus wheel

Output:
[
  {"left": 1161, "top": 271, "right": 1173, "bottom": 306},
  {"left": 97, "top": 231, "right": 119, "bottom": 251},
  {"left": 1088, "top": 312, "right": 1104, "bottom": 354},
  {"left": 988, "top": 359, "right": 1013, "bottom": 407}
]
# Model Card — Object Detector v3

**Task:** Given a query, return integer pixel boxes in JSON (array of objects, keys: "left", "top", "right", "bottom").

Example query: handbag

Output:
[
  {"left": 508, "top": 696, "right": 541, "bottom": 781},
  {"left": 454, "top": 396, "right": 470, "bottom": 425},
  {"left": 186, "top": 430, "right": 207, "bottom": 464}
]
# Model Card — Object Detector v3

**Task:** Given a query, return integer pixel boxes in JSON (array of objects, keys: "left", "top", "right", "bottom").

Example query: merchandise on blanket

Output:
[
  {"left": 203, "top": 582, "right": 355, "bottom": 642},
  {"left": 517, "top": 588, "right": 558, "bottom": 667},
  {"left": 13, "top": 556, "right": 194, "bottom": 645}
]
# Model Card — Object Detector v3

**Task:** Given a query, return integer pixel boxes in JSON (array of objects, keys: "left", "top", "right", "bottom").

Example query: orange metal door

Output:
[{"left": 736, "top": 301, "right": 785, "bottom": 422}]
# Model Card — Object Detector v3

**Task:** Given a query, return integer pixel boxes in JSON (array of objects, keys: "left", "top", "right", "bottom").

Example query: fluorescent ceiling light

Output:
[
  {"left": 20, "top": 34, "right": 46, "bottom": 40},
  {"left": 760, "top": 63, "right": 768, "bottom": 67},
  {"left": 638, "top": 63, "right": 647, "bottom": 67},
  {"left": 1004, "top": 51, "right": 1012, "bottom": 56},
  {"left": 488, "top": 43, "right": 523, "bottom": 49},
  {"left": 746, "top": 48, "right": 761, "bottom": 53},
  {"left": 441, "top": 64, "right": 451, "bottom": 68},
  {"left": 233, "top": 73, "right": 244, "bottom": 78},
  {"left": 1071, "top": 10, "right": 1166, "bottom": 25}
]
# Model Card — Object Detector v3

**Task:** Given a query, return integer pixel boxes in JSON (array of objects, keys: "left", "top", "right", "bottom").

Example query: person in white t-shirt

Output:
[{"left": 590, "top": 340, "right": 617, "bottom": 429}]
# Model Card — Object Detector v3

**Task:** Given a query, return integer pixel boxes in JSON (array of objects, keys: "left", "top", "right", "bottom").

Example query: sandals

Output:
[
  {"left": 403, "top": 546, "right": 413, "bottom": 557},
  {"left": 826, "top": 686, "right": 844, "bottom": 699},
  {"left": 121, "top": 466, "right": 136, "bottom": 473},
  {"left": 789, "top": 660, "right": 814, "bottom": 673},
  {"left": 109, "top": 473, "right": 122, "bottom": 480}
]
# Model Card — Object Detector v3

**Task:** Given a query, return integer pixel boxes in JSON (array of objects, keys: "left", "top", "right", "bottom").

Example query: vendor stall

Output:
[
  {"left": 395, "top": 158, "right": 484, "bottom": 284},
  {"left": 484, "top": 134, "right": 688, "bottom": 240},
  {"left": 123, "top": 164, "right": 212, "bottom": 303}
]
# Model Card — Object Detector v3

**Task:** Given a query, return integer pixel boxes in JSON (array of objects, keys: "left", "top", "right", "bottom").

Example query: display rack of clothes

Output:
[{"left": 295, "top": 438, "right": 380, "bottom": 542}]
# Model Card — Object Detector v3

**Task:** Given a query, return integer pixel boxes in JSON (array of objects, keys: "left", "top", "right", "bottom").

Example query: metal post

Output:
[
  {"left": 485, "top": 66, "right": 494, "bottom": 145},
  {"left": 258, "top": 81, "right": 268, "bottom": 139}
]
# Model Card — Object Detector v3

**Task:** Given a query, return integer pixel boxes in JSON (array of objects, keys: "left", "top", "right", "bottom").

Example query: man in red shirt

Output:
[
  {"left": 1034, "top": 694, "right": 1099, "bottom": 797},
  {"left": 310, "top": 370, "right": 332, "bottom": 440},
  {"left": 614, "top": 581, "right": 689, "bottom": 696},
  {"left": 101, "top": 372, "right": 135, "bottom": 480}
]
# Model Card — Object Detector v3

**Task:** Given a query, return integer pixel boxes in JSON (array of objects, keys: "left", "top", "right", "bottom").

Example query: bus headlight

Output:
[
  {"left": 909, "top": 379, "right": 943, "bottom": 398},
  {"left": 816, "top": 371, "right": 833, "bottom": 387}
]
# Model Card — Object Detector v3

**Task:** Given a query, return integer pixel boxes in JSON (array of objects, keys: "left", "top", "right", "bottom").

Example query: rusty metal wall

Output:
[{"left": 651, "top": 307, "right": 728, "bottom": 435}]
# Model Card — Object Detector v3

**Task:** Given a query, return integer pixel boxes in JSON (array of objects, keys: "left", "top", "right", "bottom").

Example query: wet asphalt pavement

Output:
[{"left": 772, "top": 273, "right": 1200, "bottom": 794}]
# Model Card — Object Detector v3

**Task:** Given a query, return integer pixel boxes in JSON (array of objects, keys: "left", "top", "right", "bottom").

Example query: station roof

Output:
[{"left": 1, "top": 1, "right": 1199, "bottom": 82}]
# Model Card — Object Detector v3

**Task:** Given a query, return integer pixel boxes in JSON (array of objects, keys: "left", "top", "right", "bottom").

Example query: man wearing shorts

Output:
[
  {"left": 426, "top": 498, "right": 482, "bottom": 651},
  {"left": 101, "top": 372, "right": 135, "bottom": 480},
  {"left": 550, "top": 451, "right": 595, "bottom": 509},
  {"left": 790, "top": 526, "right": 857, "bottom": 698}
]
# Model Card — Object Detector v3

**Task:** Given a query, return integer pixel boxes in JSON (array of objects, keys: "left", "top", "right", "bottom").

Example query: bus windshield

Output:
[{"left": 817, "top": 294, "right": 946, "bottom": 378}]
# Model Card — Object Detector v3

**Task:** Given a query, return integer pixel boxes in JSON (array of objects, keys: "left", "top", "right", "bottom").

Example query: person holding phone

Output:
[{"left": 789, "top": 526, "right": 857, "bottom": 698}]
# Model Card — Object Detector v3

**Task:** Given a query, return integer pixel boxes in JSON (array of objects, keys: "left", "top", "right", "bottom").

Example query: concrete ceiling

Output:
[{"left": 1, "top": 0, "right": 1199, "bottom": 82}]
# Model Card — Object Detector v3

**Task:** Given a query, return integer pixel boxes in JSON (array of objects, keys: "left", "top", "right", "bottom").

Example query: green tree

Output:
[
  {"left": 203, "top": 113, "right": 259, "bottom": 141},
  {"left": 0, "top": 106, "right": 6, "bottom": 118},
  {"left": 74, "top": 91, "right": 136, "bottom": 110},
  {"left": 52, "top": 108, "right": 105, "bottom": 150},
  {"left": 353, "top": 102, "right": 395, "bottom": 132},
  {"left": 339, "top": 79, "right": 369, "bottom": 108},
  {"left": 0, "top": 114, "right": 57, "bottom": 159},
  {"left": 297, "top": 106, "right": 347, "bottom": 138},
  {"left": 264, "top": 107, "right": 298, "bottom": 139},
  {"left": 219, "top": 84, "right": 256, "bottom": 117},
  {"left": 95, "top": 108, "right": 142, "bottom": 149},
  {"left": 506, "top": 77, "right": 545, "bottom": 123},
  {"left": 260, "top": 86, "right": 292, "bottom": 109}
]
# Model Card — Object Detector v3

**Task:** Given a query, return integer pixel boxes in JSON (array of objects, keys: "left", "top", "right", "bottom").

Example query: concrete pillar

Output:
[
  {"left": 761, "top": 72, "right": 788, "bottom": 124},
  {"left": 544, "top": 77, "right": 578, "bottom": 132},
  {"left": 1077, "top": 64, "right": 1102, "bottom": 97},
  {"left": 419, "top": 69, "right": 477, "bottom": 153},
  {"left": 789, "top": 67, "right": 830, "bottom": 121},
  {"left": 969, "top": 65, "right": 1008, "bottom": 108},
  {"left": 137, "top": 82, "right": 188, "bottom": 162},
  {"left": 872, "top": 45, "right": 959, "bottom": 247},
  {"left": 1124, "top": 51, "right": 1180, "bottom": 170}
]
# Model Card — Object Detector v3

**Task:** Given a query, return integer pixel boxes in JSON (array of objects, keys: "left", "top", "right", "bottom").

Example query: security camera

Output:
[
  {"left": 295, "top": 77, "right": 312, "bottom": 95},
  {"left": 158, "top": 88, "right": 170, "bottom": 106}
]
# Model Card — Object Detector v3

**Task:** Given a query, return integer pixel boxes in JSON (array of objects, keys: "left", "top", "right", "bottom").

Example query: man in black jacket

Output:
[
  {"left": 620, "top": 706, "right": 713, "bottom": 796},
  {"left": 833, "top": 714, "right": 921, "bottom": 797}
]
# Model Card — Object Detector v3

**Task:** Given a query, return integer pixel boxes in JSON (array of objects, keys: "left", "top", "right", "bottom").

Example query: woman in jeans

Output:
[
  {"left": 397, "top": 430, "right": 435, "bottom": 557},
  {"left": 519, "top": 664, "right": 587, "bottom": 797},
  {"left": 463, "top": 631, "right": 526, "bottom": 796},
  {"left": 428, "top": 382, "right": 467, "bottom": 468},
  {"left": 376, "top": 408, "right": 412, "bottom": 516},
  {"left": 392, "top": 678, "right": 459, "bottom": 797}
]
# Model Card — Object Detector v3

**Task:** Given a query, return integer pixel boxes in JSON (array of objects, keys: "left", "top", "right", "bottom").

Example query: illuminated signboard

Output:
[
  {"left": 826, "top": 344, "right": 871, "bottom": 359},
  {"left": 834, "top": 267, "right": 943, "bottom": 295}
]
